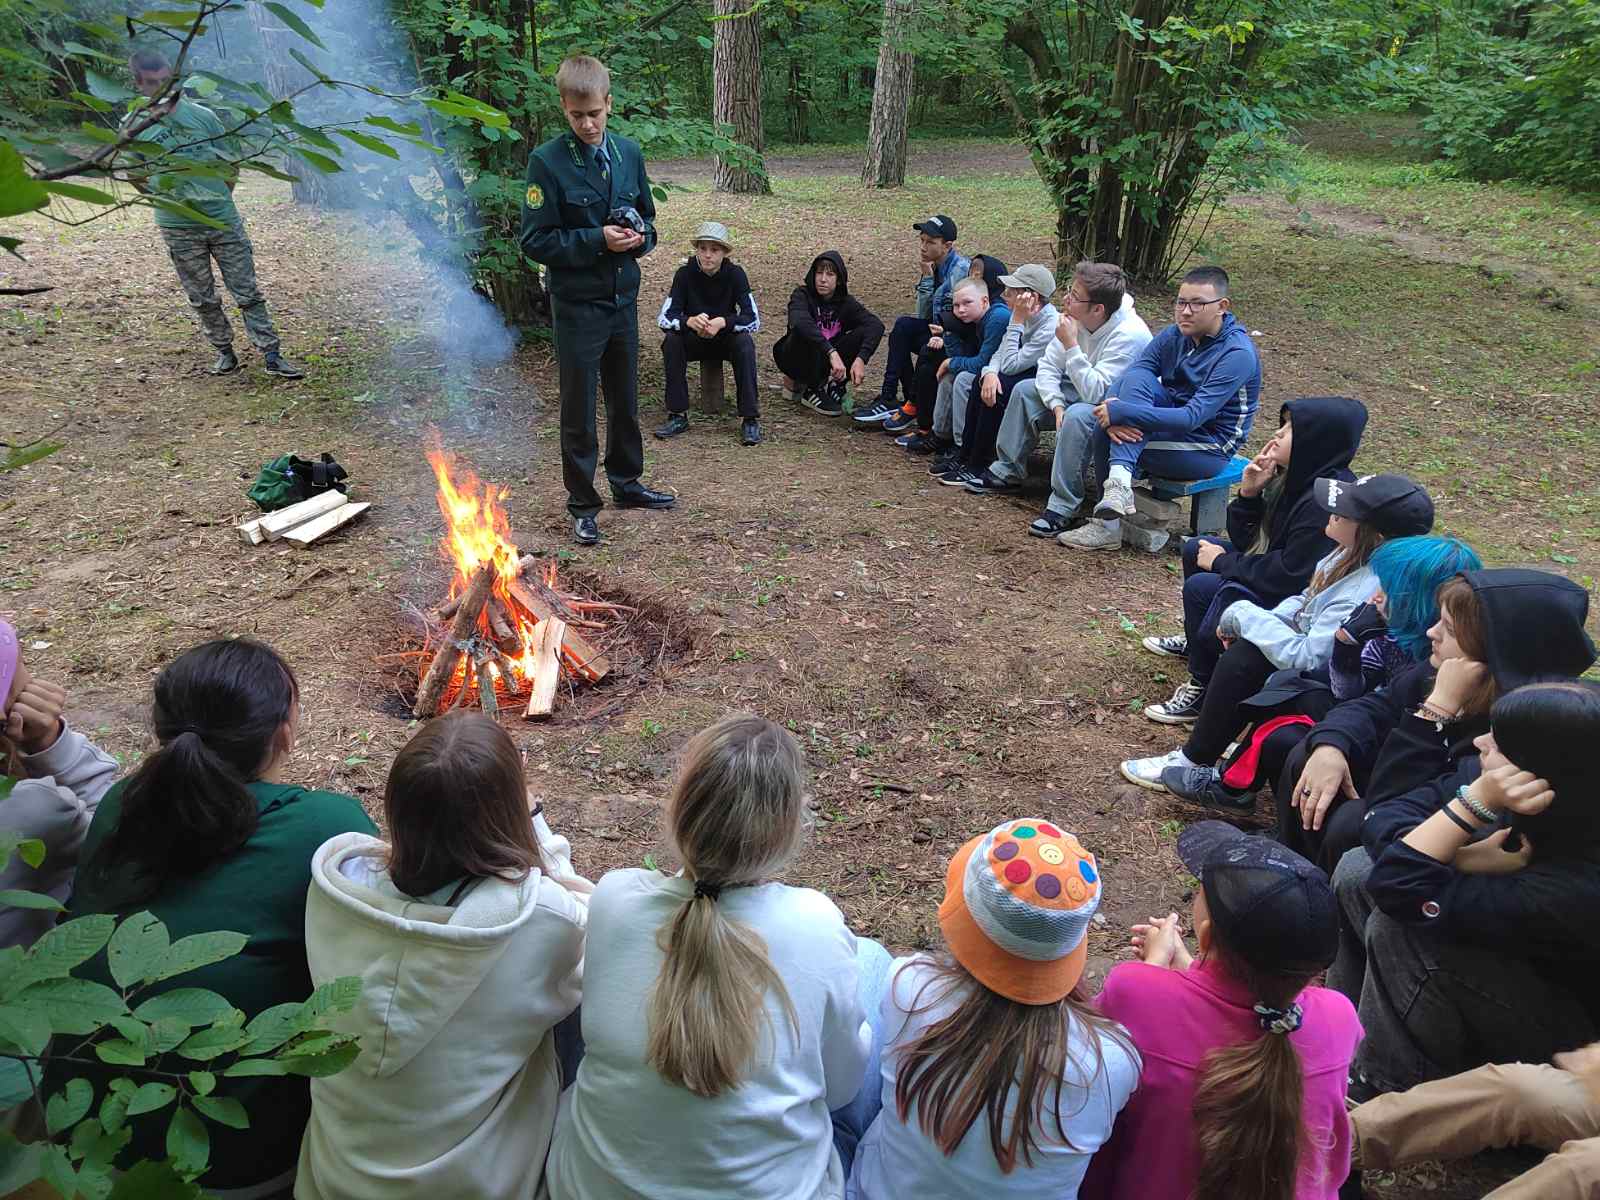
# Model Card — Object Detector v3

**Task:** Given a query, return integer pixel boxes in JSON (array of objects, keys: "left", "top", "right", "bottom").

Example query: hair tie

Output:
[
  {"left": 692, "top": 879, "right": 722, "bottom": 902},
  {"left": 1254, "top": 1001, "right": 1304, "bottom": 1036}
]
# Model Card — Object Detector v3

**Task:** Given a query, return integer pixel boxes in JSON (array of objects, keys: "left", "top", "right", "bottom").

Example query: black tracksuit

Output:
[
  {"left": 771, "top": 251, "right": 884, "bottom": 391},
  {"left": 658, "top": 257, "right": 761, "bottom": 417}
]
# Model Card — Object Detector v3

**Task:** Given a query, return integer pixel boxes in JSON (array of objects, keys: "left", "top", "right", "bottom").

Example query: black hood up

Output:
[
  {"left": 805, "top": 251, "right": 849, "bottom": 302},
  {"left": 1462, "top": 568, "right": 1597, "bottom": 690},
  {"left": 969, "top": 254, "right": 1008, "bottom": 302},
  {"left": 1279, "top": 396, "right": 1369, "bottom": 499}
]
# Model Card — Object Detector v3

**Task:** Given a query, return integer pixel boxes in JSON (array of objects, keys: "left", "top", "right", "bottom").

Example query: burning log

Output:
[
  {"left": 506, "top": 576, "right": 610, "bottom": 683},
  {"left": 486, "top": 596, "right": 518, "bottom": 650},
  {"left": 524, "top": 617, "right": 566, "bottom": 720},
  {"left": 414, "top": 561, "right": 495, "bottom": 718}
]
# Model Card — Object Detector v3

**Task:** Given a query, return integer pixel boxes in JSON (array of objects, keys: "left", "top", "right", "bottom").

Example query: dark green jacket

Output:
[
  {"left": 62, "top": 780, "right": 376, "bottom": 1189},
  {"left": 519, "top": 130, "right": 657, "bottom": 308}
]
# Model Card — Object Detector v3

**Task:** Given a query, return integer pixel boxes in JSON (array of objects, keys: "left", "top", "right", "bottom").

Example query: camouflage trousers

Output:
[{"left": 159, "top": 220, "right": 280, "bottom": 354}]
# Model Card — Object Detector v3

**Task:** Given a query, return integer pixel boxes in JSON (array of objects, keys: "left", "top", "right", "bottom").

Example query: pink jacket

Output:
[{"left": 1083, "top": 958, "right": 1361, "bottom": 1200}]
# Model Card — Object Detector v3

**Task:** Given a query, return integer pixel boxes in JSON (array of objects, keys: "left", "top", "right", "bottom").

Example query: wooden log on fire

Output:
[
  {"left": 476, "top": 646, "right": 499, "bottom": 717},
  {"left": 506, "top": 577, "right": 610, "bottom": 683},
  {"left": 524, "top": 617, "right": 566, "bottom": 720},
  {"left": 487, "top": 595, "right": 518, "bottom": 650},
  {"left": 414, "top": 561, "right": 496, "bottom": 718}
]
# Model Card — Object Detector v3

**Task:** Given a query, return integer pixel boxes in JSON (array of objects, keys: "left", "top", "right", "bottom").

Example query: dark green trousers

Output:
[{"left": 553, "top": 297, "right": 645, "bottom": 518}]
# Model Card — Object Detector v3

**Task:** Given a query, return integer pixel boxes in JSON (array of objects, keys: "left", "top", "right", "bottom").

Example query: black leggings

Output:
[
  {"left": 958, "top": 369, "right": 1037, "bottom": 467},
  {"left": 772, "top": 328, "right": 870, "bottom": 391},
  {"left": 1182, "top": 640, "right": 1277, "bottom": 765}
]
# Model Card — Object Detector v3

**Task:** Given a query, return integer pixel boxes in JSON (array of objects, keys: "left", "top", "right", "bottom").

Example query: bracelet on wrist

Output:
[
  {"left": 1441, "top": 801, "right": 1478, "bottom": 835},
  {"left": 1455, "top": 785, "right": 1496, "bottom": 824}
]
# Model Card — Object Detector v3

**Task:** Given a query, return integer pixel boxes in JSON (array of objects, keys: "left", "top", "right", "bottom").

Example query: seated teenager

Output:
[
  {"left": 979, "top": 263, "right": 1153, "bottom": 536},
  {"left": 889, "top": 253, "right": 1007, "bottom": 441},
  {"left": 854, "top": 215, "right": 969, "bottom": 426},
  {"left": 773, "top": 251, "right": 885, "bottom": 417},
  {"left": 929, "top": 278, "right": 1010, "bottom": 485},
  {"left": 545, "top": 713, "right": 870, "bottom": 1200},
  {"left": 1085, "top": 822, "right": 1361, "bottom": 1200},
  {"left": 1117, "top": 474, "right": 1434, "bottom": 792},
  {"left": 1170, "top": 535, "right": 1481, "bottom": 814},
  {"left": 1330, "top": 681, "right": 1600, "bottom": 1099},
  {"left": 845, "top": 819, "right": 1139, "bottom": 1198},
  {"left": 656, "top": 220, "right": 763, "bottom": 445},
  {"left": 60, "top": 639, "right": 376, "bottom": 1197},
  {"left": 0, "top": 619, "right": 117, "bottom": 949},
  {"left": 959, "top": 265, "right": 1066, "bottom": 496},
  {"left": 1348, "top": 1040, "right": 1600, "bottom": 1200},
  {"left": 1135, "top": 396, "right": 1368, "bottom": 723},
  {"left": 1057, "top": 266, "right": 1261, "bottom": 552},
  {"left": 1283, "top": 566, "right": 1595, "bottom": 876},
  {"left": 298, "top": 712, "right": 592, "bottom": 1200}
]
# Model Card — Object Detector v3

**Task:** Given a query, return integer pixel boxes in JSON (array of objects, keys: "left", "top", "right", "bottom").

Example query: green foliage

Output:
[{"left": 0, "top": 838, "right": 362, "bottom": 1199}]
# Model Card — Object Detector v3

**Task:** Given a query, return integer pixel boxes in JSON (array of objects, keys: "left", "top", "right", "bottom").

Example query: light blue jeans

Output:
[{"left": 830, "top": 936, "right": 893, "bottom": 1177}]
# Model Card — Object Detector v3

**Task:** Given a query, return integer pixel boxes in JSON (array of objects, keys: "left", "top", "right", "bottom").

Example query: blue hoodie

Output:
[
  {"left": 1106, "top": 311, "right": 1261, "bottom": 456},
  {"left": 944, "top": 302, "right": 1011, "bottom": 377}
]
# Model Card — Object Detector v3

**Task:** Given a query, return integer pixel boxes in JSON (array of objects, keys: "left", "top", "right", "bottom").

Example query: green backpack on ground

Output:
[{"left": 248, "top": 453, "right": 349, "bottom": 512}]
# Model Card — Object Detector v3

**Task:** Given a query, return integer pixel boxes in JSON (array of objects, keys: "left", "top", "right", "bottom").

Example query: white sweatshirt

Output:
[
  {"left": 1219, "top": 549, "right": 1381, "bottom": 671},
  {"left": 1034, "top": 294, "right": 1154, "bottom": 410},
  {"left": 982, "top": 303, "right": 1060, "bottom": 378},
  {"left": 296, "top": 820, "right": 590, "bottom": 1200},
  {"left": 546, "top": 870, "right": 872, "bottom": 1200}
]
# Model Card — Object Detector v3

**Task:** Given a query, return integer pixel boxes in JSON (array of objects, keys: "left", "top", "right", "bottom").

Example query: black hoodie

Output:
[
  {"left": 782, "top": 251, "right": 885, "bottom": 360},
  {"left": 659, "top": 255, "right": 759, "bottom": 334},
  {"left": 1211, "top": 396, "right": 1368, "bottom": 604}
]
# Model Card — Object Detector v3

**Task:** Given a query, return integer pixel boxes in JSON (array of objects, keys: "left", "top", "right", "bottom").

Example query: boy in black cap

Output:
[{"left": 852, "top": 215, "right": 970, "bottom": 425}]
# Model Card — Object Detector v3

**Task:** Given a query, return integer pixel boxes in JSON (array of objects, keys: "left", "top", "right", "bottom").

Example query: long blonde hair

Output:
[{"left": 646, "top": 712, "right": 806, "bottom": 1097}]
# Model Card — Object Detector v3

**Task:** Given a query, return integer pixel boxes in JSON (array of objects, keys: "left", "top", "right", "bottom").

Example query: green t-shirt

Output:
[
  {"left": 61, "top": 779, "right": 376, "bottom": 1188},
  {"left": 128, "top": 98, "right": 242, "bottom": 230}
]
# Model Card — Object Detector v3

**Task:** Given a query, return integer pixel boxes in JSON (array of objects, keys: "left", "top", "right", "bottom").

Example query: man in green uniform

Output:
[
  {"left": 519, "top": 54, "right": 675, "bottom": 546},
  {"left": 126, "top": 50, "right": 304, "bottom": 379}
]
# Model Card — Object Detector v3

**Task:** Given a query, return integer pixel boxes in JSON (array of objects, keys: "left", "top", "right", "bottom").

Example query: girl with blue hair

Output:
[{"left": 1162, "top": 535, "right": 1482, "bottom": 814}]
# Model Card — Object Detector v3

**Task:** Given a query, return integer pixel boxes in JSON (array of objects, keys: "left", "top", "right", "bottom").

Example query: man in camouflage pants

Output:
[{"left": 127, "top": 49, "right": 304, "bottom": 379}]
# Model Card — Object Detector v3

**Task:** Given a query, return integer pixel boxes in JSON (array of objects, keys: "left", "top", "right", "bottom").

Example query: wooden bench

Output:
[{"left": 1138, "top": 454, "right": 1250, "bottom": 537}]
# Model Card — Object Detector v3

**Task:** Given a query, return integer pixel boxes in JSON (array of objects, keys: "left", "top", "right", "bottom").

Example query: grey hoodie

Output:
[
  {"left": 1034, "top": 293, "right": 1154, "bottom": 409},
  {"left": 981, "top": 302, "right": 1060, "bottom": 378}
]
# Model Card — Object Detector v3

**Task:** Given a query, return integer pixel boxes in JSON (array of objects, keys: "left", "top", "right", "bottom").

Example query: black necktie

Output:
[{"left": 595, "top": 144, "right": 610, "bottom": 180}]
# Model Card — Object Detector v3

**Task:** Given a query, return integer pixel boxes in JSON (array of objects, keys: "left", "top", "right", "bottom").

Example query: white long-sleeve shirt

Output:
[
  {"left": 982, "top": 303, "right": 1060, "bottom": 377},
  {"left": 1035, "top": 294, "right": 1154, "bottom": 410},
  {"left": 547, "top": 871, "right": 871, "bottom": 1200}
]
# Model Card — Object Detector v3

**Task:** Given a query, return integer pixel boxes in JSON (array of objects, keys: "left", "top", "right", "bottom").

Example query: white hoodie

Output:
[
  {"left": 296, "top": 820, "right": 590, "bottom": 1200},
  {"left": 1034, "top": 293, "right": 1154, "bottom": 410}
]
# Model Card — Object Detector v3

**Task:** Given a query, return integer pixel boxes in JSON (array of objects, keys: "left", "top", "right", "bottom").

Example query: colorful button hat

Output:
[{"left": 937, "top": 818, "right": 1103, "bottom": 1006}]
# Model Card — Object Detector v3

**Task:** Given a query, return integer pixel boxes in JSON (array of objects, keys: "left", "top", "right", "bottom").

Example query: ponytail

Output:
[
  {"left": 644, "top": 712, "right": 806, "bottom": 1097},
  {"left": 85, "top": 639, "right": 298, "bottom": 904},
  {"left": 1191, "top": 942, "right": 1318, "bottom": 1200}
]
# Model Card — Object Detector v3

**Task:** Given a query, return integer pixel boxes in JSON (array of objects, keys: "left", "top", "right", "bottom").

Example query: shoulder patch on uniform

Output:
[{"left": 525, "top": 183, "right": 545, "bottom": 209}]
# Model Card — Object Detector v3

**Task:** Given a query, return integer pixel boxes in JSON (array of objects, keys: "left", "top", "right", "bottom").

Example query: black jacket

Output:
[
  {"left": 1211, "top": 396, "right": 1368, "bottom": 604},
  {"left": 658, "top": 258, "right": 760, "bottom": 334},
  {"left": 783, "top": 251, "right": 885, "bottom": 360}
]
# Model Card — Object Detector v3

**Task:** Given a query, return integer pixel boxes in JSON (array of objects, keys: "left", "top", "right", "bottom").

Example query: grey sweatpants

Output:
[
  {"left": 160, "top": 219, "right": 281, "bottom": 354},
  {"left": 932, "top": 371, "right": 975, "bottom": 445},
  {"left": 989, "top": 381, "right": 1100, "bottom": 516}
]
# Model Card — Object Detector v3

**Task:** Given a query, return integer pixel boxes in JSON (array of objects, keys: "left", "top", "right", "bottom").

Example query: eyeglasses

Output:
[
  {"left": 1066, "top": 291, "right": 1092, "bottom": 306},
  {"left": 1173, "top": 297, "right": 1225, "bottom": 312}
]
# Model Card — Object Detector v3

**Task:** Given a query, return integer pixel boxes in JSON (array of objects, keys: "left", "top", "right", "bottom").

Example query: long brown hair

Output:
[
  {"left": 892, "top": 953, "right": 1134, "bottom": 1172},
  {"left": 1191, "top": 936, "right": 1322, "bottom": 1200},
  {"left": 1434, "top": 577, "right": 1499, "bottom": 717},
  {"left": 383, "top": 711, "right": 546, "bottom": 897},
  {"left": 1305, "top": 521, "right": 1386, "bottom": 598},
  {"left": 645, "top": 712, "right": 805, "bottom": 1097}
]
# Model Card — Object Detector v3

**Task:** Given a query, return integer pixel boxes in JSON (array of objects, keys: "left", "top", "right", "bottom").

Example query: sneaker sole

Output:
[
  {"left": 1094, "top": 498, "right": 1135, "bottom": 519},
  {"left": 938, "top": 475, "right": 973, "bottom": 487},
  {"left": 1144, "top": 707, "right": 1200, "bottom": 726},
  {"left": 1028, "top": 522, "right": 1070, "bottom": 538},
  {"left": 1056, "top": 536, "right": 1122, "bottom": 551},
  {"left": 852, "top": 412, "right": 894, "bottom": 425},
  {"left": 1142, "top": 639, "right": 1188, "bottom": 659},
  {"left": 1119, "top": 762, "right": 1171, "bottom": 792}
]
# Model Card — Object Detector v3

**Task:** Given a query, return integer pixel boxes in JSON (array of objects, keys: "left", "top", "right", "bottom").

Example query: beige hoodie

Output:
[{"left": 296, "top": 819, "right": 589, "bottom": 1200}]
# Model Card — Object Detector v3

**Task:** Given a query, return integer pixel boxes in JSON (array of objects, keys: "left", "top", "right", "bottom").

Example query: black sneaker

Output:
[
  {"left": 883, "top": 408, "right": 917, "bottom": 434},
  {"left": 902, "top": 433, "right": 938, "bottom": 456},
  {"left": 209, "top": 348, "right": 240, "bottom": 375},
  {"left": 1161, "top": 764, "right": 1255, "bottom": 810},
  {"left": 262, "top": 353, "right": 305, "bottom": 380},
  {"left": 1028, "top": 509, "right": 1074, "bottom": 538},
  {"left": 929, "top": 451, "right": 960, "bottom": 476},
  {"left": 1145, "top": 679, "right": 1206, "bottom": 725},
  {"left": 851, "top": 398, "right": 897, "bottom": 426},
  {"left": 799, "top": 386, "right": 827, "bottom": 412},
  {"left": 1142, "top": 634, "right": 1189, "bottom": 659},
  {"left": 964, "top": 469, "right": 1019, "bottom": 496},
  {"left": 740, "top": 418, "right": 762, "bottom": 446},
  {"left": 654, "top": 413, "right": 690, "bottom": 439},
  {"left": 939, "top": 466, "right": 978, "bottom": 488}
]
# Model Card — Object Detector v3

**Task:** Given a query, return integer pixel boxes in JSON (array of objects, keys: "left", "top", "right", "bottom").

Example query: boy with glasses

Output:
[{"left": 1058, "top": 265, "right": 1260, "bottom": 552}]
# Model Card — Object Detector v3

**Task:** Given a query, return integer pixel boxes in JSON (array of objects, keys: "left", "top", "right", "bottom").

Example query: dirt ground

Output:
[{"left": 4, "top": 133, "right": 1595, "bottom": 1198}]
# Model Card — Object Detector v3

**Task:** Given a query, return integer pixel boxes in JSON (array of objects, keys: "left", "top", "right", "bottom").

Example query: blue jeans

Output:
[
  {"left": 1180, "top": 536, "right": 1264, "bottom": 685},
  {"left": 830, "top": 936, "right": 893, "bottom": 1177}
]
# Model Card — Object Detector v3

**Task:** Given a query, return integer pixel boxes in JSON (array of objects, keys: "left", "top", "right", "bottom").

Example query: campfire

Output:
[{"left": 411, "top": 446, "right": 622, "bottom": 720}]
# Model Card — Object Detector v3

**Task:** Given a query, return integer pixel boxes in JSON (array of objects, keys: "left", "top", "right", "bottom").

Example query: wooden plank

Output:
[
  {"left": 253, "top": 490, "right": 351, "bottom": 541},
  {"left": 282, "top": 500, "right": 370, "bottom": 546},
  {"left": 524, "top": 618, "right": 566, "bottom": 719},
  {"left": 506, "top": 577, "right": 610, "bottom": 682},
  {"left": 238, "top": 521, "right": 267, "bottom": 546}
]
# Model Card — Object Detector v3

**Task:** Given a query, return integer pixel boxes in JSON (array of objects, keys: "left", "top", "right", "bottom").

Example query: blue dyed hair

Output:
[{"left": 1369, "top": 536, "right": 1483, "bottom": 660}]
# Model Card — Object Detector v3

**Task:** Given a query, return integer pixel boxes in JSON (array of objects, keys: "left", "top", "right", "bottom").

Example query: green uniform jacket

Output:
[
  {"left": 60, "top": 780, "right": 376, "bottom": 1189},
  {"left": 519, "top": 130, "right": 657, "bottom": 308}
]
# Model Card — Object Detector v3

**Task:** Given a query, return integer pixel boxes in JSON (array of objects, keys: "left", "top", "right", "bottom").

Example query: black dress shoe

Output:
[
  {"left": 654, "top": 413, "right": 689, "bottom": 439},
  {"left": 612, "top": 481, "right": 676, "bottom": 509},
  {"left": 740, "top": 418, "right": 762, "bottom": 446},
  {"left": 574, "top": 515, "right": 600, "bottom": 545}
]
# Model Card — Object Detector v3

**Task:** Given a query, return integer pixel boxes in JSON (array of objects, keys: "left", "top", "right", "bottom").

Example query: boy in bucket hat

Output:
[
  {"left": 844, "top": 819, "right": 1140, "bottom": 1197},
  {"left": 1083, "top": 822, "right": 1361, "bottom": 1200},
  {"left": 655, "top": 220, "right": 764, "bottom": 446}
]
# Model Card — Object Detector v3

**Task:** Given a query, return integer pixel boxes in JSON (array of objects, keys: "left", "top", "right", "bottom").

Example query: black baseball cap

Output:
[
  {"left": 1313, "top": 473, "right": 1435, "bottom": 538},
  {"left": 912, "top": 214, "right": 957, "bottom": 241},
  {"left": 1177, "top": 821, "right": 1339, "bottom": 971}
]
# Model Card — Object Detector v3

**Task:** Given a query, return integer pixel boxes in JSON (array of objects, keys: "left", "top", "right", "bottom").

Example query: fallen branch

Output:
[{"left": 414, "top": 561, "right": 495, "bottom": 718}]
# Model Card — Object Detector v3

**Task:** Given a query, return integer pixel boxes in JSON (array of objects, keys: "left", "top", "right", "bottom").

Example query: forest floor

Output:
[{"left": 4, "top": 115, "right": 1598, "bottom": 1196}]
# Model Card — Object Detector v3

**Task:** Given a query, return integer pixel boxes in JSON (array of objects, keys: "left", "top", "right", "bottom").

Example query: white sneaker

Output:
[
  {"left": 1057, "top": 521, "right": 1122, "bottom": 551},
  {"left": 1096, "top": 476, "right": 1137, "bottom": 519},
  {"left": 1120, "top": 749, "right": 1188, "bottom": 792}
]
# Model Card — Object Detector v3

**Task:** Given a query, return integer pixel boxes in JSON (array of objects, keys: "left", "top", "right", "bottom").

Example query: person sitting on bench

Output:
[
  {"left": 656, "top": 221, "right": 762, "bottom": 446},
  {"left": 1057, "top": 266, "right": 1261, "bottom": 552},
  {"left": 772, "top": 250, "right": 884, "bottom": 417}
]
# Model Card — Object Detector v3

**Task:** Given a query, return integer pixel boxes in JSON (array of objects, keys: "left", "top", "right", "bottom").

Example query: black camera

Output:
[{"left": 607, "top": 205, "right": 649, "bottom": 235}]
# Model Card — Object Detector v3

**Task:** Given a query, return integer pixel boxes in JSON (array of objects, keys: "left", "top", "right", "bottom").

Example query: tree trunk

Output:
[
  {"left": 246, "top": 2, "right": 351, "bottom": 208},
  {"left": 861, "top": 0, "right": 914, "bottom": 187},
  {"left": 712, "top": 0, "right": 770, "bottom": 193}
]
